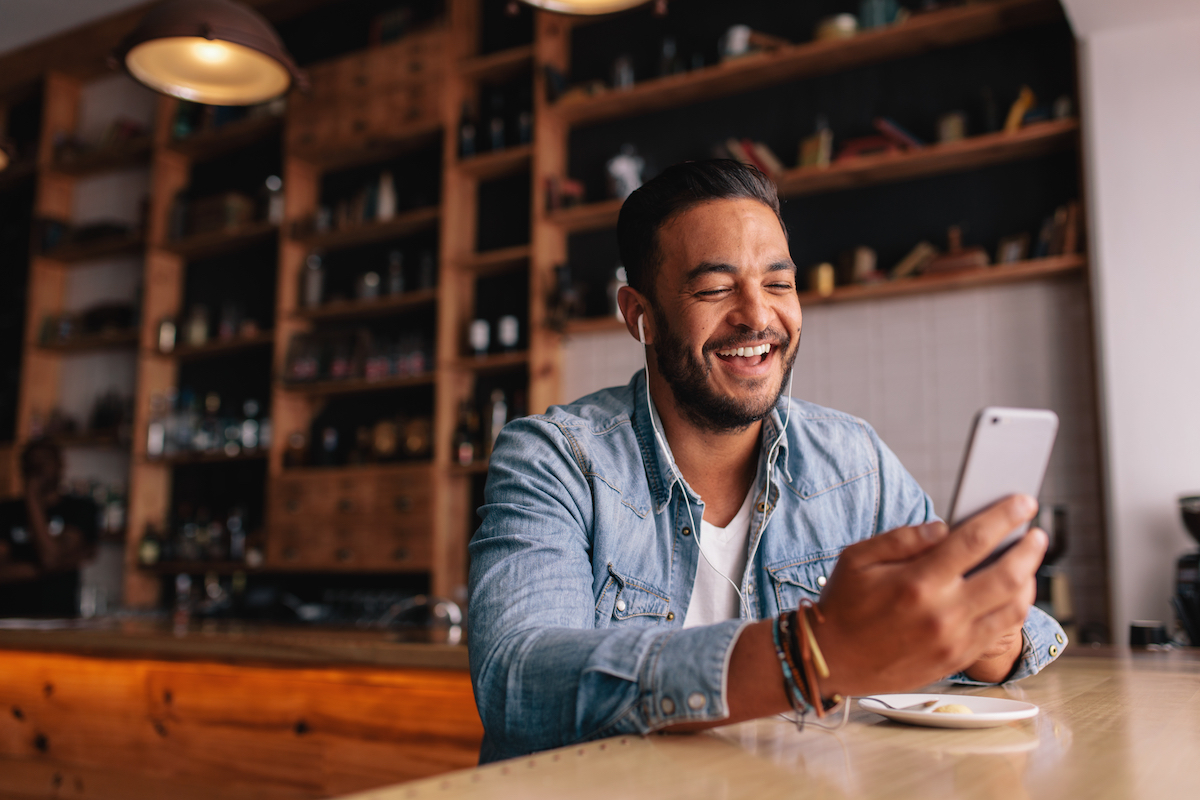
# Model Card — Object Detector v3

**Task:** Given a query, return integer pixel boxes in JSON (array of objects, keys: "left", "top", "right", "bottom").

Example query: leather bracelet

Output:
[
  {"left": 770, "top": 612, "right": 809, "bottom": 717},
  {"left": 797, "top": 601, "right": 843, "bottom": 714}
]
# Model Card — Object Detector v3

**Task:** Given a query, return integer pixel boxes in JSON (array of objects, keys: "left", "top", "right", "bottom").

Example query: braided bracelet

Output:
[{"left": 770, "top": 612, "right": 809, "bottom": 719}]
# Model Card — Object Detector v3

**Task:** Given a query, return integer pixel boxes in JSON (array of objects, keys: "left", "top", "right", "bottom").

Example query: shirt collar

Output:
[{"left": 631, "top": 369, "right": 794, "bottom": 513}]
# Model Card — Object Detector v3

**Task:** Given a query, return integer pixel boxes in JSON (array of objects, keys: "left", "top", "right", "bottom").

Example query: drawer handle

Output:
[
  {"left": 392, "top": 547, "right": 409, "bottom": 561},
  {"left": 336, "top": 548, "right": 353, "bottom": 562},
  {"left": 393, "top": 495, "right": 411, "bottom": 512}
]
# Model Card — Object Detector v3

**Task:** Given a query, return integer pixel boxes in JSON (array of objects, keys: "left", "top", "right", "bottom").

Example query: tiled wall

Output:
[{"left": 560, "top": 276, "right": 1108, "bottom": 635}]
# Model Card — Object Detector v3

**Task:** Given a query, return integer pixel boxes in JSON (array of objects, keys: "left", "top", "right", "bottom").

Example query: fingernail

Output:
[
  {"left": 918, "top": 522, "right": 946, "bottom": 541},
  {"left": 1018, "top": 494, "right": 1038, "bottom": 515}
]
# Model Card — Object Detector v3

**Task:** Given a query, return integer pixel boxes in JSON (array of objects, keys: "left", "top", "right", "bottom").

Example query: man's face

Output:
[{"left": 648, "top": 198, "right": 801, "bottom": 432}]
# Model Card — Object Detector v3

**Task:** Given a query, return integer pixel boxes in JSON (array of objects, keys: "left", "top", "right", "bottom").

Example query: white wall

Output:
[
  {"left": 562, "top": 275, "right": 1108, "bottom": 633},
  {"left": 1060, "top": 0, "right": 1200, "bottom": 640}
]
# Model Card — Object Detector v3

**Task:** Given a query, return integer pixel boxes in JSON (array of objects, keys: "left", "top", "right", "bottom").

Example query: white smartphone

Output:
[{"left": 947, "top": 407, "right": 1059, "bottom": 577}]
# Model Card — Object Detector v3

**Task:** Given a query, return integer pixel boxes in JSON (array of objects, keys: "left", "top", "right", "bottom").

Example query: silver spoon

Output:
[{"left": 863, "top": 697, "right": 941, "bottom": 712}]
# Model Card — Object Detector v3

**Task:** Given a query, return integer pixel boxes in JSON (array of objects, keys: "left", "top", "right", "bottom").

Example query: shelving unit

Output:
[
  {"left": 161, "top": 221, "right": 278, "bottom": 261},
  {"left": 35, "top": 330, "right": 140, "bottom": 353},
  {"left": 50, "top": 134, "right": 152, "bottom": 176},
  {"left": 40, "top": 232, "right": 145, "bottom": 264},
  {"left": 165, "top": 331, "right": 275, "bottom": 361},
  {"left": 293, "top": 288, "right": 439, "bottom": 323},
  {"left": 290, "top": 206, "right": 440, "bottom": 251}
]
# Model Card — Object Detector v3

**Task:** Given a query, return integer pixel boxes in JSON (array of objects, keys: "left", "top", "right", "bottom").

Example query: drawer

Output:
[{"left": 357, "top": 520, "right": 433, "bottom": 570}]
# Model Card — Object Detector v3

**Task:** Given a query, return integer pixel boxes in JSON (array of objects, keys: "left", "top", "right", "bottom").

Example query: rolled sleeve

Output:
[{"left": 949, "top": 605, "right": 1067, "bottom": 685}]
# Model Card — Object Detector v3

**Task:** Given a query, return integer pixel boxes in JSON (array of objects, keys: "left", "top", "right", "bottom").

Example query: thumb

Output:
[{"left": 859, "top": 521, "right": 949, "bottom": 564}]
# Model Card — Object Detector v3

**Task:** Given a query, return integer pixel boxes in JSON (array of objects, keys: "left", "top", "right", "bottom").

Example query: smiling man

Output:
[{"left": 467, "top": 160, "right": 1065, "bottom": 763}]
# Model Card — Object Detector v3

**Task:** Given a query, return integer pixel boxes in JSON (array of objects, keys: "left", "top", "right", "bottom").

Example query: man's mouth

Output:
[{"left": 714, "top": 342, "right": 772, "bottom": 364}]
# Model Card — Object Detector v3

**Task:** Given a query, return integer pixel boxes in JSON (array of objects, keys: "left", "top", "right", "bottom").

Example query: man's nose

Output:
[{"left": 728, "top": 287, "right": 772, "bottom": 332}]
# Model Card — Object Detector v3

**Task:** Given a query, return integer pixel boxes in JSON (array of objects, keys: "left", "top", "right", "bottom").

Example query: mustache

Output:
[{"left": 704, "top": 328, "right": 791, "bottom": 354}]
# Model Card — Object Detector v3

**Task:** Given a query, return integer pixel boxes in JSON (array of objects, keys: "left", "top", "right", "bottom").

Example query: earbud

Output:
[{"left": 637, "top": 314, "right": 646, "bottom": 345}]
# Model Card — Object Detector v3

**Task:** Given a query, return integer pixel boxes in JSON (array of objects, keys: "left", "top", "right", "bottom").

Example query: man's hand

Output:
[{"left": 813, "top": 495, "right": 1046, "bottom": 698}]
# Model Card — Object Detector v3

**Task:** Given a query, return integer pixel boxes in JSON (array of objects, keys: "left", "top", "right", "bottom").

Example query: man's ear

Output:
[{"left": 617, "top": 285, "right": 651, "bottom": 345}]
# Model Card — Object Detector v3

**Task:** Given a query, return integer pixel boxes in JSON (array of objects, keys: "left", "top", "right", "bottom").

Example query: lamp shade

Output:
[
  {"left": 520, "top": 0, "right": 649, "bottom": 14},
  {"left": 115, "top": 0, "right": 303, "bottom": 105}
]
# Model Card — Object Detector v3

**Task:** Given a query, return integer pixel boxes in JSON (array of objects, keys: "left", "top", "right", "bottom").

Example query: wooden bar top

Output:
[
  {"left": 338, "top": 648, "right": 1200, "bottom": 800},
  {"left": 0, "top": 617, "right": 469, "bottom": 670}
]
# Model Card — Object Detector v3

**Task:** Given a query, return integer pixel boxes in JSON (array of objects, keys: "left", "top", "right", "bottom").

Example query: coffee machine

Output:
[{"left": 1174, "top": 496, "right": 1200, "bottom": 646}]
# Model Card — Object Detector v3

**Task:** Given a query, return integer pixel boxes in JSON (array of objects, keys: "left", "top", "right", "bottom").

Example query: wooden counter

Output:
[
  {"left": 0, "top": 620, "right": 482, "bottom": 799},
  {"left": 336, "top": 648, "right": 1200, "bottom": 800}
]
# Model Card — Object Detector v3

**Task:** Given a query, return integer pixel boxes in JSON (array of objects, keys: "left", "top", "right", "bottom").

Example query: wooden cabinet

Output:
[{"left": 267, "top": 466, "right": 434, "bottom": 571}]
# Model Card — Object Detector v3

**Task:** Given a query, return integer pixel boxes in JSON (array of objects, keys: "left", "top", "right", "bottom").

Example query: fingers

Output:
[
  {"left": 924, "top": 495, "right": 1038, "bottom": 578},
  {"left": 846, "top": 521, "right": 949, "bottom": 566},
  {"left": 960, "top": 527, "right": 1046, "bottom": 622}
]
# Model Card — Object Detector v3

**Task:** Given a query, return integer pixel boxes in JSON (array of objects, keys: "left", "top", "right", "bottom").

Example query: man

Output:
[
  {"left": 468, "top": 160, "right": 1064, "bottom": 763},
  {"left": 0, "top": 439, "right": 97, "bottom": 616}
]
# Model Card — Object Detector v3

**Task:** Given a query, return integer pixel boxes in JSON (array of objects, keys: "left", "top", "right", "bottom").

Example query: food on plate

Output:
[{"left": 932, "top": 703, "right": 974, "bottom": 714}]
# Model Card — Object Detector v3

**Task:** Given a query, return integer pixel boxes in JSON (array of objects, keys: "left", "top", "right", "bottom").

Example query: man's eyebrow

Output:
[{"left": 683, "top": 260, "right": 797, "bottom": 283}]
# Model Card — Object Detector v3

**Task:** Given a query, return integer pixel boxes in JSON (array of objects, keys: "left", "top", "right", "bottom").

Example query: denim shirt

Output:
[{"left": 468, "top": 371, "right": 1066, "bottom": 763}]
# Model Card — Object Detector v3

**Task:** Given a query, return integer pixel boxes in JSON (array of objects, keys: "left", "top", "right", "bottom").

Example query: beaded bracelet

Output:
[
  {"left": 778, "top": 610, "right": 817, "bottom": 716},
  {"left": 770, "top": 612, "right": 810, "bottom": 720}
]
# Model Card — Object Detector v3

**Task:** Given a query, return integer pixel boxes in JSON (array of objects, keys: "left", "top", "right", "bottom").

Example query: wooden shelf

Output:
[
  {"left": 163, "top": 331, "right": 275, "bottom": 361},
  {"left": 139, "top": 561, "right": 259, "bottom": 575},
  {"left": 41, "top": 232, "right": 144, "bottom": 264},
  {"left": 37, "top": 329, "right": 139, "bottom": 353},
  {"left": 796, "top": 253, "right": 1086, "bottom": 305},
  {"left": 776, "top": 119, "right": 1079, "bottom": 198},
  {"left": 52, "top": 135, "right": 152, "bottom": 176},
  {"left": 455, "top": 145, "right": 533, "bottom": 181},
  {"left": 294, "top": 288, "right": 438, "bottom": 323},
  {"left": 563, "top": 255, "right": 1086, "bottom": 335},
  {"left": 292, "top": 122, "right": 442, "bottom": 172},
  {"left": 548, "top": 120, "right": 1079, "bottom": 233},
  {"left": 292, "top": 207, "right": 439, "bottom": 252},
  {"left": 279, "top": 373, "right": 435, "bottom": 398},
  {"left": 451, "top": 351, "right": 529, "bottom": 372},
  {"left": 549, "top": 0, "right": 1062, "bottom": 127},
  {"left": 148, "top": 450, "right": 269, "bottom": 466},
  {"left": 458, "top": 45, "right": 535, "bottom": 82},
  {"left": 546, "top": 199, "right": 623, "bottom": 234},
  {"left": 163, "top": 221, "right": 277, "bottom": 261},
  {"left": 458, "top": 244, "right": 530, "bottom": 276},
  {"left": 51, "top": 431, "right": 127, "bottom": 450},
  {"left": 167, "top": 115, "right": 283, "bottom": 161}
]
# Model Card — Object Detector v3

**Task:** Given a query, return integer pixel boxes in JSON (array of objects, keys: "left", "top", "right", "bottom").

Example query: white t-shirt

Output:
[{"left": 682, "top": 481, "right": 755, "bottom": 628}]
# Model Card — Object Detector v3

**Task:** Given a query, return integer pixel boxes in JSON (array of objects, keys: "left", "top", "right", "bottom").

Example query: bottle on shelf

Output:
[
  {"left": 453, "top": 401, "right": 481, "bottom": 466},
  {"left": 264, "top": 175, "right": 285, "bottom": 225},
  {"left": 460, "top": 101, "right": 478, "bottom": 158},
  {"left": 147, "top": 393, "right": 167, "bottom": 457},
  {"left": 377, "top": 171, "right": 396, "bottom": 221},
  {"left": 302, "top": 252, "right": 325, "bottom": 308},
  {"left": 497, "top": 315, "right": 520, "bottom": 352},
  {"left": 488, "top": 90, "right": 506, "bottom": 151},
  {"left": 469, "top": 319, "right": 490, "bottom": 357},
  {"left": 185, "top": 304, "right": 209, "bottom": 347},
  {"left": 387, "top": 249, "right": 405, "bottom": 295},
  {"left": 485, "top": 389, "right": 508, "bottom": 456}
]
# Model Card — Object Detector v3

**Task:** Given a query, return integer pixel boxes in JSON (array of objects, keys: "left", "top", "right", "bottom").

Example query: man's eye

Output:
[{"left": 696, "top": 287, "right": 729, "bottom": 297}]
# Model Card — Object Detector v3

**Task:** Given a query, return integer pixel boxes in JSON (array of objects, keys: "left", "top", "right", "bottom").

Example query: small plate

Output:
[{"left": 858, "top": 693, "right": 1038, "bottom": 729}]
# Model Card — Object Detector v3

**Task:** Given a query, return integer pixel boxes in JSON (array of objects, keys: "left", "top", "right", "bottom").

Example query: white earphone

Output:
[{"left": 636, "top": 309, "right": 798, "bottom": 622}]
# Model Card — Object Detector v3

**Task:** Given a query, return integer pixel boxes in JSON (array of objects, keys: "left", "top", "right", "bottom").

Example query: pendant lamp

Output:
[
  {"left": 520, "top": 0, "right": 650, "bottom": 14},
  {"left": 115, "top": 0, "right": 304, "bottom": 105}
]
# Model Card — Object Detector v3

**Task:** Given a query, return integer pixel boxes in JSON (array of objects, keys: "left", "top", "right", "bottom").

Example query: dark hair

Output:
[{"left": 617, "top": 159, "right": 786, "bottom": 300}]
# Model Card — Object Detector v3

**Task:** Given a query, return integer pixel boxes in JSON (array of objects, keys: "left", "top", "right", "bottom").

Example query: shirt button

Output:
[
  {"left": 681, "top": 527, "right": 691, "bottom": 537},
  {"left": 666, "top": 611, "right": 675, "bottom": 621},
  {"left": 1055, "top": 633, "right": 1064, "bottom": 644},
  {"left": 1049, "top": 645, "right": 1059, "bottom": 658},
  {"left": 756, "top": 502, "right": 767, "bottom": 513},
  {"left": 817, "top": 575, "right": 827, "bottom": 587},
  {"left": 661, "top": 697, "right": 675, "bottom": 716},
  {"left": 615, "top": 599, "right": 626, "bottom": 613},
  {"left": 687, "top": 693, "right": 706, "bottom": 711}
]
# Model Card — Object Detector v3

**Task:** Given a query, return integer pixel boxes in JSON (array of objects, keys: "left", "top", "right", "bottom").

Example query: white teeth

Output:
[{"left": 718, "top": 343, "right": 773, "bottom": 357}]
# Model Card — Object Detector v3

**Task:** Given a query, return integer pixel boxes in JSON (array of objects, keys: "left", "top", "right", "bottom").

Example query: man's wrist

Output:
[{"left": 963, "top": 634, "right": 1023, "bottom": 683}]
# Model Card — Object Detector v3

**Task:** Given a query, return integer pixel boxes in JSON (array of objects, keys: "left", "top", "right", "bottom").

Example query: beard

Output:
[{"left": 652, "top": 306, "right": 798, "bottom": 434}]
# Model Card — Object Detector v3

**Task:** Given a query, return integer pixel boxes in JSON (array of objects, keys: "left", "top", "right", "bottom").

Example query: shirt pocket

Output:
[
  {"left": 766, "top": 548, "right": 844, "bottom": 612},
  {"left": 595, "top": 563, "right": 671, "bottom": 626}
]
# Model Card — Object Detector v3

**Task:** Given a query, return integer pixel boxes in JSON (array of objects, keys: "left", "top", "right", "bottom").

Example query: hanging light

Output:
[
  {"left": 520, "top": 0, "right": 650, "bottom": 14},
  {"left": 115, "top": 0, "right": 304, "bottom": 106}
]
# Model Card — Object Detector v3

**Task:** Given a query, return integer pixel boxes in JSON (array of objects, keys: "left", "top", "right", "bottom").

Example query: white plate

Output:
[{"left": 858, "top": 693, "right": 1038, "bottom": 729}]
